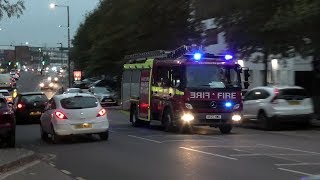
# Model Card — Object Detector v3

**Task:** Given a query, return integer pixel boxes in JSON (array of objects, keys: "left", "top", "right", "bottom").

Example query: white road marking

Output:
[
  {"left": 275, "top": 162, "right": 320, "bottom": 166},
  {"left": 191, "top": 145, "right": 257, "bottom": 148},
  {"left": 278, "top": 168, "right": 314, "bottom": 176},
  {"left": 0, "top": 160, "right": 41, "bottom": 180},
  {"left": 49, "top": 163, "right": 56, "bottom": 167},
  {"left": 128, "top": 135, "right": 162, "bottom": 143},
  {"left": 76, "top": 177, "right": 87, "bottom": 180},
  {"left": 258, "top": 144, "right": 320, "bottom": 155},
  {"left": 60, "top": 170, "right": 72, "bottom": 175},
  {"left": 231, "top": 153, "right": 317, "bottom": 157},
  {"left": 179, "top": 147, "right": 238, "bottom": 160},
  {"left": 162, "top": 139, "right": 220, "bottom": 143},
  {"left": 233, "top": 149, "right": 245, "bottom": 152}
]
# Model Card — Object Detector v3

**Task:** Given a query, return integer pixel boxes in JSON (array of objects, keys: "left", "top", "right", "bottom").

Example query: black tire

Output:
[
  {"left": 130, "top": 107, "right": 141, "bottom": 127},
  {"left": 219, "top": 125, "right": 232, "bottom": 134},
  {"left": 6, "top": 130, "right": 15, "bottom": 148},
  {"left": 99, "top": 131, "right": 109, "bottom": 141},
  {"left": 40, "top": 124, "right": 49, "bottom": 141},
  {"left": 51, "top": 125, "right": 61, "bottom": 144},
  {"left": 258, "top": 112, "right": 274, "bottom": 130},
  {"left": 162, "top": 109, "right": 174, "bottom": 132}
]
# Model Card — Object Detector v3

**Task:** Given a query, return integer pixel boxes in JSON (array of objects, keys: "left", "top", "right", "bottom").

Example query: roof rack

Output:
[{"left": 124, "top": 45, "right": 203, "bottom": 63}]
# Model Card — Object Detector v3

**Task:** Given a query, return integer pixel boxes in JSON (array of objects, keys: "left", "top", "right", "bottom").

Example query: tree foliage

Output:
[
  {"left": 72, "top": 0, "right": 200, "bottom": 77},
  {"left": 194, "top": 0, "right": 320, "bottom": 58},
  {"left": 0, "top": 0, "right": 25, "bottom": 20}
]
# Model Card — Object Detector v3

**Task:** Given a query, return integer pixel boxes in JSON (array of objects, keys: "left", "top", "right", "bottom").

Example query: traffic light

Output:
[
  {"left": 42, "top": 61, "right": 45, "bottom": 65},
  {"left": 8, "top": 61, "right": 11, "bottom": 66}
]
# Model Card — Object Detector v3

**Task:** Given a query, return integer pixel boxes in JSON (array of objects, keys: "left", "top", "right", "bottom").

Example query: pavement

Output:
[{"left": 1, "top": 71, "right": 320, "bottom": 180}]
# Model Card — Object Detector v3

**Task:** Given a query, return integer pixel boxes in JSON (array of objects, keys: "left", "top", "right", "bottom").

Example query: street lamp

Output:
[
  {"left": 50, "top": 2, "right": 71, "bottom": 88},
  {"left": 25, "top": 42, "right": 29, "bottom": 45}
]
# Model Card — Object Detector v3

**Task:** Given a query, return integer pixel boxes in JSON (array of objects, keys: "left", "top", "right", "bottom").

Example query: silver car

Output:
[{"left": 89, "top": 87, "right": 117, "bottom": 107}]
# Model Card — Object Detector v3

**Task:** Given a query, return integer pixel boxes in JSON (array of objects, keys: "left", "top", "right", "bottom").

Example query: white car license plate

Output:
[{"left": 206, "top": 115, "right": 221, "bottom": 119}]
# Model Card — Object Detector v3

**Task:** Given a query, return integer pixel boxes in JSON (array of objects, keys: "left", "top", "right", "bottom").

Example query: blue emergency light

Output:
[
  {"left": 193, "top": 53, "right": 202, "bottom": 61},
  {"left": 225, "top": 102, "right": 232, "bottom": 108},
  {"left": 224, "top": 54, "right": 233, "bottom": 60}
]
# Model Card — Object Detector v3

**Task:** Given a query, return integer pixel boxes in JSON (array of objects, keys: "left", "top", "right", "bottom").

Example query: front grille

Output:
[
  {"left": 101, "top": 97, "right": 114, "bottom": 102},
  {"left": 190, "top": 100, "right": 239, "bottom": 110}
]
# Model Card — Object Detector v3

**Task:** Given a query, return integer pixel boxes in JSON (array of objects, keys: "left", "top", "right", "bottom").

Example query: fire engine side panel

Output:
[
  {"left": 121, "top": 70, "right": 132, "bottom": 110},
  {"left": 138, "top": 70, "right": 151, "bottom": 120},
  {"left": 130, "top": 70, "right": 141, "bottom": 100}
]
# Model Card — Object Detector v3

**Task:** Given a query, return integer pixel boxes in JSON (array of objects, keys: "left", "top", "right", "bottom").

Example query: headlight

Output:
[
  {"left": 233, "top": 104, "right": 240, "bottom": 110},
  {"left": 40, "top": 83, "right": 44, "bottom": 87},
  {"left": 232, "top": 115, "right": 242, "bottom": 122},
  {"left": 48, "top": 77, "right": 52, "bottom": 81},
  {"left": 54, "top": 77, "right": 58, "bottom": 81},
  {"left": 49, "top": 83, "right": 54, "bottom": 87},
  {"left": 185, "top": 103, "right": 193, "bottom": 109},
  {"left": 181, "top": 113, "right": 194, "bottom": 122}
]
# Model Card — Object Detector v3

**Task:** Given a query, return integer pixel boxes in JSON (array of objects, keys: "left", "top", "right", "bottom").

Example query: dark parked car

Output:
[
  {"left": 0, "top": 96, "right": 15, "bottom": 147},
  {"left": 13, "top": 92, "right": 48, "bottom": 123}
]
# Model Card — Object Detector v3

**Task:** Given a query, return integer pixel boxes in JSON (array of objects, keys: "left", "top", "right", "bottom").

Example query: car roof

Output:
[
  {"left": 19, "top": 92, "right": 45, "bottom": 96},
  {"left": 0, "top": 89, "right": 9, "bottom": 93},
  {"left": 54, "top": 93, "right": 95, "bottom": 100},
  {"left": 67, "top": 88, "right": 80, "bottom": 90}
]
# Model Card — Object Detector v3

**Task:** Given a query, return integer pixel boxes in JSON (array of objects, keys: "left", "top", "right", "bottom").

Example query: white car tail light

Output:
[
  {"left": 55, "top": 111, "right": 68, "bottom": 119},
  {"left": 97, "top": 109, "right": 106, "bottom": 117}
]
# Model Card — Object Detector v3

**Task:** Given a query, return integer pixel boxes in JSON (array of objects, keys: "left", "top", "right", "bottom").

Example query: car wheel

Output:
[
  {"left": 258, "top": 112, "right": 274, "bottom": 130},
  {"left": 219, "top": 125, "right": 232, "bottom": 134},
  {"left": 130, "top": 107, "right": 141, "bottom": 127},
  {"left": 162, "top": 109, "right": 174, "bottom": 132},
  {"left": 51, "top": 125, "right": 61, "bottom": 144},
  {"left": 99, "top": 131, "right": 109, "bottom": 141},
  {"left": 40, "top": 125, "right": 49, "bottom": 141},
  {"left": 6, "top": 130, "right": 15, "bottom": 148}
]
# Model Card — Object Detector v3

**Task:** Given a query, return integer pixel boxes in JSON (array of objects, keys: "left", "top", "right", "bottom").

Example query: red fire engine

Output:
[{"left": 121, "top": 45, "right": 250, "bottom": 134}]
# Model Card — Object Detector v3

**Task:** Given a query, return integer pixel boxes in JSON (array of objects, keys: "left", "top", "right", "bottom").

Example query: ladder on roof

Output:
[{"left": 124, "top": 45, "right": 203, "bottom": 63}]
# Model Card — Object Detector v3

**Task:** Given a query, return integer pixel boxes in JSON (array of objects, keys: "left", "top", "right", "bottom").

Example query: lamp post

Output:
[{"left": 50, "top": 3, "right": 71, "bottom": 88}]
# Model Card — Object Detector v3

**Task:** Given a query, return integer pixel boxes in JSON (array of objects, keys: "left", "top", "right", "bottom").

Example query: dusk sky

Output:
[{"left": 0, "top": 0, "right": 99, "bottom": 48}]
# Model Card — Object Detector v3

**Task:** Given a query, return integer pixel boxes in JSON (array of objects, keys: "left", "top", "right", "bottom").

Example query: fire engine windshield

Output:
[{"left": 186, "top": 65, "right": 241, "bottom": 89}]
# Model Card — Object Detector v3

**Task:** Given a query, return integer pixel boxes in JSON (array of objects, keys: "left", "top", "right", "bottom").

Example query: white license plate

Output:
[{"left": 206, "top": 115, "right": 221, "bottom": 119}]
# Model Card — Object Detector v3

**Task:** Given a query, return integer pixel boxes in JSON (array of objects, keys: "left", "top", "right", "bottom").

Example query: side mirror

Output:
[
  {"left": 244, "top": 82, "right": 250, "bottom": 89},
  {"left": 243, "top": 69, "right": 250, "bottom": 82}
]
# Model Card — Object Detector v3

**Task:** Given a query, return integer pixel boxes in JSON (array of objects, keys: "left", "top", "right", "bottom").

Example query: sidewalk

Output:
[{"left": 0, "top": 148, "right": 37, "bottom": 174}]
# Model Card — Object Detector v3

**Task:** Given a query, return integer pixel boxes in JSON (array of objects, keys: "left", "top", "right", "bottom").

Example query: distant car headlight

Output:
[
  {"left": 49, "top": 83, "right": 54, "bottom": 87},
  {"left": 181, "top": 113, "right": 194, "bottom": 122},
  {"left": 40, "top": 83, "right": 44, "bottom": 87},
  {"left": 48, "top": 77, "right": 52, "bottom": 81},
  {"left": 54, "top": 77, "right": 58, "bottom": 81}
]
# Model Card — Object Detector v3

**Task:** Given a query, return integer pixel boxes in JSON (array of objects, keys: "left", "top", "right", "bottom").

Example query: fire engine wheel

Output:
[
  {"left": 131, "top": 107, "right": 141, "bottom": 127},
  {"left": 162, "top": 110, "right": 174, "bottom": 132},
  {"left": 219, "top": 125, "right": 232, "bottom": 134}
]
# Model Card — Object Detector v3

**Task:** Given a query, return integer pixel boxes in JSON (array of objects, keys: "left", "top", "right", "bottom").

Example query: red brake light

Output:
[
  {"left": 271, "top": 89, "right": 279, "bottom": 104},
  {"left": 97, "top": 109, "right": 106, "bottom": 117},
  {"left": 17, "top": 103, "right": 23, "bottom": 109},
  {"left": 55, "top": 111, "right": 68, "bottom": 119}
]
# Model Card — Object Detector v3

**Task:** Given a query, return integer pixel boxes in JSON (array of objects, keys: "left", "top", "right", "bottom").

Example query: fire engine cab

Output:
[{"left": 121, "top": 45, "right": 250, "bottom": 134}]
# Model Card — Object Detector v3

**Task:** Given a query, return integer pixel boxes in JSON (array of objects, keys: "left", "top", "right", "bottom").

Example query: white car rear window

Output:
[
  {"left": 279, "top": 89, "right": 308, "bottom": 99},
  {"left": 60, "top": 96, "right": 98, "bottom": 109}
]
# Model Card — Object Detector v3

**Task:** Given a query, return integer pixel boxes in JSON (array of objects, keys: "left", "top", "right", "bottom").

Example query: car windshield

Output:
[
  {"left": 0, "top": 92, "right": 10, "bottom": 96},
  {"left": 93, "top": 87, "right": 111, "bottom": 94},
  {"left": 186, "top": 65, "right": 241, "bottom": 89},
  {"left": 279, "top": 88, "right": 308, "bottom": 98},
  {"left": 66, "top": 89, "right": 81, "bottom": 93},
  {"left": 60, "top": 96, "right": 98, "bottom": 109},
  {"left": 21, "top": 94, "right": 48, "bottom": 104}
]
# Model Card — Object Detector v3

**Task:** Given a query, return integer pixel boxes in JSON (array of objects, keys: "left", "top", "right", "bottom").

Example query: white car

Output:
[
  {"left": 40, "top": 93, "right": 109, "bottom": 143},
  {"left": 0, "top": 89, "right": 13, "bottom": 103},
  {"left": 243, "top": 86, "right": 314, "bottom": 130}
]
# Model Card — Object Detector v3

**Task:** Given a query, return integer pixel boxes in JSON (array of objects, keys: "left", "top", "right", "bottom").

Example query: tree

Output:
[
  {"left": 72, "top": 0, "right": 200, "bottom": 77},
  {"left": 0, "top": 0, "right": 25, "bottom": 20},
  {"left": 194, "top": 0, "right": 319, "bottom": 85}
]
